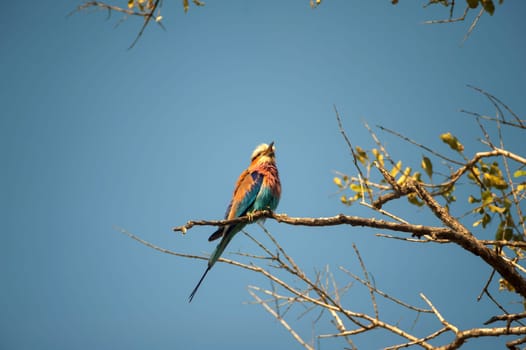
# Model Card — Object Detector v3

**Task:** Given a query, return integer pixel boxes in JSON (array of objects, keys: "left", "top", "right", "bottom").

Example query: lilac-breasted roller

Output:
[{"left": 189, "top": 142, "right": 281, "bottom": 302}]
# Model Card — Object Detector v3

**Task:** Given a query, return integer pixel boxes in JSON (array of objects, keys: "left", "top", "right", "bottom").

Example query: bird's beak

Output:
[
  {"left": 265, "top": 141, "right": 275, "bottom": 156},
  {"left": 268, "top": 141, "right": 275, "bottom": 154}
]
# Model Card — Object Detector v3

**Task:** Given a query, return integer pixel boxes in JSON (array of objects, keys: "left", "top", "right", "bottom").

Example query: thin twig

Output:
[
  {"left": 352, "top": 243, "right": 378, "bottom": 319},
  {"left": 249, "top": 289, "right": 315, "bottom": 350},
  {"left": 466, "top": 85, "right": 525, "bottom": 128},
  {"left": 484, "top": 288, "right": 515, "bottom": 322},
  {"left": 334, "top": 106, "right": 374, "bottom": 202},
  {"left": 325, "top": 272, "right": 357, "bottom": 349},
  {"left": 259, "top": 223, "right": 303, "bottom": 276},
  {"left": 70, "top": 1, "right": 146, "bottom": 17},
  {"left": 364, "top": 120, "right": 396, "bottom": 168},
  {"left": 360, "top": 201, "right": 410, "bottom": 224},
  {"left": 72, "top": 0, "right": 163, "bottom": 49},
  {"left": 484, "top": 312, "right": 526, "bottom": 326},
  {"left": 128, "top": 0, "right": 160, "bottom": 49},
  {"left": 460, "top": 110, "right": 526, "bottom": 129},
  {"left": 420, "top": 293, "right": 459, "bottom": 334},
  {"left": 340, "top": 266, "right": 431, "bottom": 313},
  {"left": 461, "top": 7, "right": 484, "bottom": 44},
  {"left": 385, "top": 327, "right": 449, "bottom": 350},
  {"left": 375, "top": 233, "right": 450, "bottom": 244},
  {"left": 423, "top": 5, "right": 468, "bottom": 24},
  {"left": 479, "top": 240, "right": 526, "bottom": 249},
  {"left": 506, "top": 336, "right": 526, "bottom": 350},
  {"left": 477, "top": 269, "right": 496, "bottom": 302},
  {"left": 377, "top": 125, "right": 463, "bottom": 166}
]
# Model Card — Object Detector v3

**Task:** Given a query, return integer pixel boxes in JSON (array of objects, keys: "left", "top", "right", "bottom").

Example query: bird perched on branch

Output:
[{"left": 189, "top": 142, "right": 281, "bottom": 302}]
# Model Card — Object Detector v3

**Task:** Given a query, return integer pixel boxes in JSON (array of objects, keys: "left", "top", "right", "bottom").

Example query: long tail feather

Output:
[
  {"left": 208, "top": 227, "right": 225, "bottom": 241},
  {"left": 188, "top": 265, "right": 211, "bottom": 303}
]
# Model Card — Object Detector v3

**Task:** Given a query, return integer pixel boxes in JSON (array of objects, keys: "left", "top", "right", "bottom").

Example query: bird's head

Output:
[{"left": 251, "top": 142, "right": 276, "bottom": 163}]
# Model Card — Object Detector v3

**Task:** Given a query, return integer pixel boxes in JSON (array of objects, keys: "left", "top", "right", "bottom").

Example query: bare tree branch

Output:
[
  {"left": 506, "top": 336, "right": 526, "bottom": 350},
  {"left": 172, "top": 211, "right": 455, "bottom": 237},
  {"left": 437, "top": 326, "right": 526, "bottom": 350},
  {"left": 484, "top": 312, "right": 526, "bottom": 326}
]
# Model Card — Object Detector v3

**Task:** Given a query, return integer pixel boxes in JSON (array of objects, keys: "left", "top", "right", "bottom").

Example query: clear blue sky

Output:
[{"left": 2, "top": 1, "right": 525, "bottom": 349}]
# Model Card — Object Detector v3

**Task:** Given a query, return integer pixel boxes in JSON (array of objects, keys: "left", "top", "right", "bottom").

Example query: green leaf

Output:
[
  {"left": 495, "top": 222, "right": 504, "bottom": 240},
  {"left": 421, "top": 156, "right": 433, "bottom": 179},
  {"left": 482, "top": 214, "right": 491, "bottom": 228},
  {"left": 440, "top": 132, "right": 464, "bottom": 152},
  {"left": 488, "top": 204, "right": 507, "bottom": 214},
  {"left": 397, "top": 167, "right": 412, "bottom": 185},
  {"left": 467, "top": 0, "right": 479, "bottom": 8},
  {"left": 355, "top": 146, "right": 368, "bottom": 165},
  {"left": 495, "top": 221, "right": 513, "bottom": 240},
  {"left": 408, "top": 193, "right": 424, "bottom": 207},
  {"left": 481, "top": 0, "right": 495, "bottom": 15},
  {"left": 482, "top": 212, "right": 491, "bottom": 228},
  {"left": 372, "top": 148, "right": 384, "bottom": 168},
  {"left": 514, "top": 170, "right": 526, "bottom": 178},
  {"left": 352, "top": 192, "right": 363, "bottom": 201},
  {"left": 390, "top": 160, "right": 403, "bottom": 178},
  {"left": 481, "top": 190, "right": 493, "bottom": 206},
  {"left": 467, "top": 166, "right": 481, "bottom": 182},
  {"left": 468, "top": 195, "right": 480, "bottom": 203},
  {"left": 483, "top": 172, "right": 508, "bottom": 190},
  {"left": 350, "top": 183, "right": 363, "bottom": 193}
]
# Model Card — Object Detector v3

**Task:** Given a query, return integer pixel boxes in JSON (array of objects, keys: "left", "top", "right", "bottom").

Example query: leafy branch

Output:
[{"left": 73, "top": 0, "right": 505, "bottom": 48}]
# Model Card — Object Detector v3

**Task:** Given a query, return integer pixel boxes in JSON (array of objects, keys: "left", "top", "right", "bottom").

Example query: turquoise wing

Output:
[{"left": 208, "top": 170, "right": 263, "bottom": 242}]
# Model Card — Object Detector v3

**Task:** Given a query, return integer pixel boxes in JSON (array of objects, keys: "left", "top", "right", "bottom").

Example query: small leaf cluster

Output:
[
  {"left": 469, "top": 162, "right": 526, "bottom": 241},
  {"left": 334, "top": 145, "right": 425, "bottom": 207},
  {"left": 127, "top": 0, "right": 205, "bottom": 15},
  {"left": 466, "top": 0, "right": 503, "bottom": 16},
  {"left": 334, "top": 132, "right": 468, "bottom": 208},
  {"left": 334, "top": 130, "right": 525, "bottom": 243},
  {"left": 127, "top": 0, "right": 156, "bottom": 11},
  {"left": 420, "top": 0, "right": 503, "bottom": 16},
  {"left": 183, "top": 0, "right": 205, "bottom": 13}
]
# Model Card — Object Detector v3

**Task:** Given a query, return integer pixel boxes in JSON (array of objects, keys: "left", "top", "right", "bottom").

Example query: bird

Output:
[{"left": 188, "top": 142, "right": 281, "bottom": 302}]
